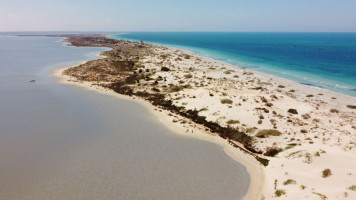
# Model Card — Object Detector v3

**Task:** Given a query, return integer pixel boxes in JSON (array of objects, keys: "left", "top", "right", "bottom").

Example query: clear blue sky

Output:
[{"left": 1, "top": 0, "right": 356, "bottom": 32}]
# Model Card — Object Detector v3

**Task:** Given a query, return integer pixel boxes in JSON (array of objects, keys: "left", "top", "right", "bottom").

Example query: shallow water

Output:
[{"left": 0, "top": 36, "right": 249, "bottom": 199}]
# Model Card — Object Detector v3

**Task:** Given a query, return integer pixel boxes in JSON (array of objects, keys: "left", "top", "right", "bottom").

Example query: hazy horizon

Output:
[{"left": 1, "top": 0, "right": 356, "bottom": 32}]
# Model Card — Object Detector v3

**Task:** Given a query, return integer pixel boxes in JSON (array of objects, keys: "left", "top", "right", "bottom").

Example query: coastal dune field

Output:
[{"left": 58, "top": 34, "right": 356, "bottom": 199}]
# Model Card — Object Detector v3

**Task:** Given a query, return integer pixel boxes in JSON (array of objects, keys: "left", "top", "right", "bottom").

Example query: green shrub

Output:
[
  {"left": 264, "top": 147, "right": 283, "bottom": 157},
  {"left": 322, "top": 169, "right": 332, "bottom": 178},
  {"left": 275, "top": 189, "right": 286, "bottom": 197},
  {"left": 288, "top": 108, "right": 298, "bottom": 114},
  {"left": 221, "top": 99, "right": 233, "bottom": 104},
  {"left": 346, "top": 105, "right": 356, "bottom": 109},
  {"left": 300, "top": 129, "right": 308, "bottom": 133},
  {"left": 161, "top": 66, "right": 170, "bottom": 71},
  {"left": 198, "top": 108, "right": 208, "bottom": 112},
  {"left": 348, "top": 185, "right": 356, "bottom": 191},
  {"left": 283, "top": 179, "right": 297, "bottom": 185},
  {"left": 152, "top": 87, "right": 160, "bottom": 92},
  {"left": 330, "top": 109, "right": 339, "bottom": 113},
  {"left": 227, "top": 120, "right": 240, "bottom": 125},
  {"left": 256, "top": 129, "right": 282, "bottom": 138}
]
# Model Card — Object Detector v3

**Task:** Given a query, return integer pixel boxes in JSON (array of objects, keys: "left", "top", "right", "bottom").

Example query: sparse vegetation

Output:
[
  {"left": 322, "top": 169, "right": 332, "bottom": 178},
  {"left": 306, "top": 94, "right": 314, "bottom": 98},
  {"left": 278, "top": 85, "right": 285, "bottom": 88}
]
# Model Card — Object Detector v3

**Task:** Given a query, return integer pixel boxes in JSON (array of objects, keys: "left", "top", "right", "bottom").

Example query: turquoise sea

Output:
[{"left": 112, "top": 32, "right": 356, "bottom": 97}]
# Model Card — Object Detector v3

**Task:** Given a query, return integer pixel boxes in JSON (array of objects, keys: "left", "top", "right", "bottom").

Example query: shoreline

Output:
[
  {"left": 112, "top": 34, "right": 356, "bottom": 99},
  {"left": 50, "top": 34, "right": 356, "bottom": 199},
  {"left": 142, "top": 42, "right": 356, "bottom": 103},
  {"left": 51, "top": 65, "right": 266, "bottom": 200}
]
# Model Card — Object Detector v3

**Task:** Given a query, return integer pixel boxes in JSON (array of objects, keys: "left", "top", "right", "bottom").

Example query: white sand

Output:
[{"left": 52, "top": 44, "right": 356, "bottom": 199}]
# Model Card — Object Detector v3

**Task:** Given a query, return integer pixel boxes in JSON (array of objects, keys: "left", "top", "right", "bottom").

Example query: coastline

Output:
[
  {"left": 112, "top": 33, "right": 356, "bottom": 98},
  {"left": 51, "top": 35, "right": 356, "bottom": 199}
]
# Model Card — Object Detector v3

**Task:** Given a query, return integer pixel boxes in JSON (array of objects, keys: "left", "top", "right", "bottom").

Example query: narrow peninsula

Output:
[{"left": 52, "top": 34, "right": 356, "bottom": 200}]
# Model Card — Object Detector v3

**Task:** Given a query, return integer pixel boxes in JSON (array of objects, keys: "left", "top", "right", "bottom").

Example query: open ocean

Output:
[{"left": 112, "top": 32, "right": 356, "bottom": 97}]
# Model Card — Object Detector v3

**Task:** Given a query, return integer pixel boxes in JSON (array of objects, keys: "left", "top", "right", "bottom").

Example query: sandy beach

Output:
[{"left": 53, "top": 35, "right": 356, "bottom": 200}]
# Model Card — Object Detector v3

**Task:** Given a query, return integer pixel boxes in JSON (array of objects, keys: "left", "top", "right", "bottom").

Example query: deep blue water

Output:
[{"left": 112, "top": 32, "right": 356, "bottom": 97}]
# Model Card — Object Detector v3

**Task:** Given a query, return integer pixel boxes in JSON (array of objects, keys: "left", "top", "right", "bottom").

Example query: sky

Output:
[{"left": 0, "top": 0, "right": 356, "bottom": 32}]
